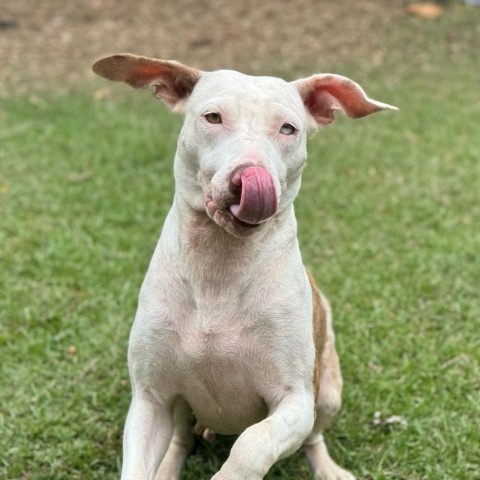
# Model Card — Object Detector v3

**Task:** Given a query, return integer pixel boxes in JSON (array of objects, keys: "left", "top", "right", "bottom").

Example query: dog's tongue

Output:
[{"left": 229, "top": 166, "right": 277, "bottom": 225}]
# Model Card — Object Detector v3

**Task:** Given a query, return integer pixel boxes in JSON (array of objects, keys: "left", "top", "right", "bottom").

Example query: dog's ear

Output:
[
  {"left": 293, "top": 74, "right": 397, "bottom": 128},
  {"left": 92, "top": 54, "right": 201, "bottom": 109}
]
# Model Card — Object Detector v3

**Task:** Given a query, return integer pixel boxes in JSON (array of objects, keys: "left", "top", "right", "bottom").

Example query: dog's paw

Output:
[
  {"left": 210, "top": 466, "right": 261, "bottom": 480},
  {"left": 304, "top": 441, "right": 356, "bottom": 480},
  {"left": 313, "top": 464, "right": 356, "bottom": 480},
  {"left": 211, "top": 474, "right": 256, "bottom": 480}
]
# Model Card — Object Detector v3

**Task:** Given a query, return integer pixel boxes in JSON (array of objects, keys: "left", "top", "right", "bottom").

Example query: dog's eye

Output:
[
  {"left": 204, "top": 112, "right": 222, "bottom": 124},
  {"left": 280, "top": 123, "right": 297, "bottom": 135}
]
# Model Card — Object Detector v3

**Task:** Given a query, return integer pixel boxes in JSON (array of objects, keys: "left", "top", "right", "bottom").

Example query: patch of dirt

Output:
[
  {"left": 1, "top": 0, "right": 409, "bottom": 96},
  {"left": 1, "top": 0, "right": 478, "bottom": 97}
]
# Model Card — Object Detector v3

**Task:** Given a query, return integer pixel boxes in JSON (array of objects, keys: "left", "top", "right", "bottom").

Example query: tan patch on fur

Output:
[
  {"left": 306, "top": 269, "right": 327, "bottom": 401},
  {"left": 92, "top": 54, "right": 201, "bottom": 107}
]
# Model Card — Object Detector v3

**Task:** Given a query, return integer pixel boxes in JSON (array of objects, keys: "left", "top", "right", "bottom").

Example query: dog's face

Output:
[
  {"left": 176, "top": 70, "right": 309, "bottom": 236},
  {"left": 93, "top": 54, "right": 396, "bottom": 237}
]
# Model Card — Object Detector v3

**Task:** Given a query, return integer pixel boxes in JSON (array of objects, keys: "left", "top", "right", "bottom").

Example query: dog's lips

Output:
[
  {"left": 205, "top": 195, "right": 262, "bottom": 237},
  {"left": 229, "top": 166, "right": 278, "bottom": 225},
  {"left": 229, "top": 212, "right": 262, "bottom": 229}
]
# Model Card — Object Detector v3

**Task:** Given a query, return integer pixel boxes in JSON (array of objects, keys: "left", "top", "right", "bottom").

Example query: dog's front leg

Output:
[
  {"left": 212, "top": 391, "right": 315, "bottom": 480},
  {"left": 121, "top": 394, "right": 174, "bottom": 480}
]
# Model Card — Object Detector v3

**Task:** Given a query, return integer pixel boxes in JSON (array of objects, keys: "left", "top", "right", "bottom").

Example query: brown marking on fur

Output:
[
  {"left": 306, "top": 269, "right": 327, "bottom": 402},
  {"left": 327, "top": 347, "right": 343, "bottom": 397}
]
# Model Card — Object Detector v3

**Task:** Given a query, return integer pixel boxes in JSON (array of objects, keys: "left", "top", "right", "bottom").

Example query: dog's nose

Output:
[{"left": 229, "top": 166, "right": 278, "bottom": 225}]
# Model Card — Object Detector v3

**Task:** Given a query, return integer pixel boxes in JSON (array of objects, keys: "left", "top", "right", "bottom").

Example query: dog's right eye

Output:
[{"left": 204, "top": 112, "right": 222, "bottom": 124}]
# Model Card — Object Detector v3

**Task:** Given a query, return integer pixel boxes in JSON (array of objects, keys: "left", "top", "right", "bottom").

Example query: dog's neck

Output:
[{"left": 162, "top": 192, "right": 299, "bottom": 284}]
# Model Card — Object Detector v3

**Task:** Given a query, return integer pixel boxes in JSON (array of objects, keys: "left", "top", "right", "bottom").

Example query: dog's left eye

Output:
[
  {"left": 204, "top": 112, "right": 223, "bottom": 124},
  {"left": 280, "top": 123, "right": 297, "bottom": 135}
]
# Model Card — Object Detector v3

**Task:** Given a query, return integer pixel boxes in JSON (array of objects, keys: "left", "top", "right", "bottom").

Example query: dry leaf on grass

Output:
[
  {"left": 405, "top": 3, "right": 445, "bottom": 18},
  {"left": 372, "top": 411, "right": 408, "bottom": 428}
]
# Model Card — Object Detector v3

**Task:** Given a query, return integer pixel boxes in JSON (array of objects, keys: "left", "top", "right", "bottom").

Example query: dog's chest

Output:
[
  {"left": 171, "top": 302, "right": 273, "bottom": 433},
  {"left": 136, "top": 235, "right": 313, "bottom": 433}
]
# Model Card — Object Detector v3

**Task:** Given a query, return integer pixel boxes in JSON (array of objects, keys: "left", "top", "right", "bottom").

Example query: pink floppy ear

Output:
[
  {"left": 92, "top": 54, "right": 201, "bottom": 109},
  {"left": 293, "top": 74, "right": 397, "bottom": 127}
]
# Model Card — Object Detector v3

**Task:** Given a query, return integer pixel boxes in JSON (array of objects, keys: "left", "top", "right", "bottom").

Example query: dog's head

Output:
[{"left": 93, "top": 54, "right": 396, "bottom": 237}]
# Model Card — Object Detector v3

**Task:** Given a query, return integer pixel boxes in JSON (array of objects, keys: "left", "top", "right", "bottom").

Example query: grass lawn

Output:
[{"left": 1, "top": 10, "right": 479, "bottom": 480}]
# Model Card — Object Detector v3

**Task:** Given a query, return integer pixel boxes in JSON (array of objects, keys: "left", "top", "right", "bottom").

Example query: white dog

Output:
[{"left": 93, "top": 54, "right": 396, "bottom": 480}]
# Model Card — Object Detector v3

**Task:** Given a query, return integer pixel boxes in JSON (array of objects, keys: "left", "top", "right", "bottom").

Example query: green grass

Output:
[{"left": 1, "top": 15, "right": 480, "bottom": 480}]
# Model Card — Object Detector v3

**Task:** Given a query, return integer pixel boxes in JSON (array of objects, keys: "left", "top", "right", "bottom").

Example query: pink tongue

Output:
[{"left": 229, "top": 166, "right": 277, "bottom": 225}]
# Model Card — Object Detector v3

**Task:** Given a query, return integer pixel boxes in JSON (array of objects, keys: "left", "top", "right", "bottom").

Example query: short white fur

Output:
[{"left": 92, "top": 53, "right": 397, "bottom": 480}]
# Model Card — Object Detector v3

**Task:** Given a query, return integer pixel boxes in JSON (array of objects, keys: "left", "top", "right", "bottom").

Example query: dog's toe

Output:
[{"left": 313, "top": 466, "right": 356, "bottom": 480}]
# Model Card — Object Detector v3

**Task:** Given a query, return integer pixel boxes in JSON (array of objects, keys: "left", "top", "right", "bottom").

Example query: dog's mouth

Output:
[
  {"left": 205, "top": 166, "right": 278, "bottom": 237},
  {"left": 228, "top": 209, "right": 263, "bottom": 230},
  {"left": 205, "top": 198, "right": 263, "bottom": 237}
]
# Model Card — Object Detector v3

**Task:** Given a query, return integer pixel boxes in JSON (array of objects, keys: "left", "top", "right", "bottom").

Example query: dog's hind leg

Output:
[
  {"left": 303, "top": 281, "right": 356, "bottom": 480},
  {"left": 154, "top": 397, "right": 195, "bottom": 480},
  {"left": 303, "top": 348, "right": 355, "bottom": 480}
]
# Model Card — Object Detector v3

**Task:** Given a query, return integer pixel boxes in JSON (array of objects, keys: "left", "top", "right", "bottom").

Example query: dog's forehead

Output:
[{"left": 190, "top": 70, "right": 303, "bottom": 110}]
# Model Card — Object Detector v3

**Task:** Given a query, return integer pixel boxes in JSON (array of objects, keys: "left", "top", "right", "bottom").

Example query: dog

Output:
[{"left": 92, "top": 54, "right": 396, "bottom": 480}]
